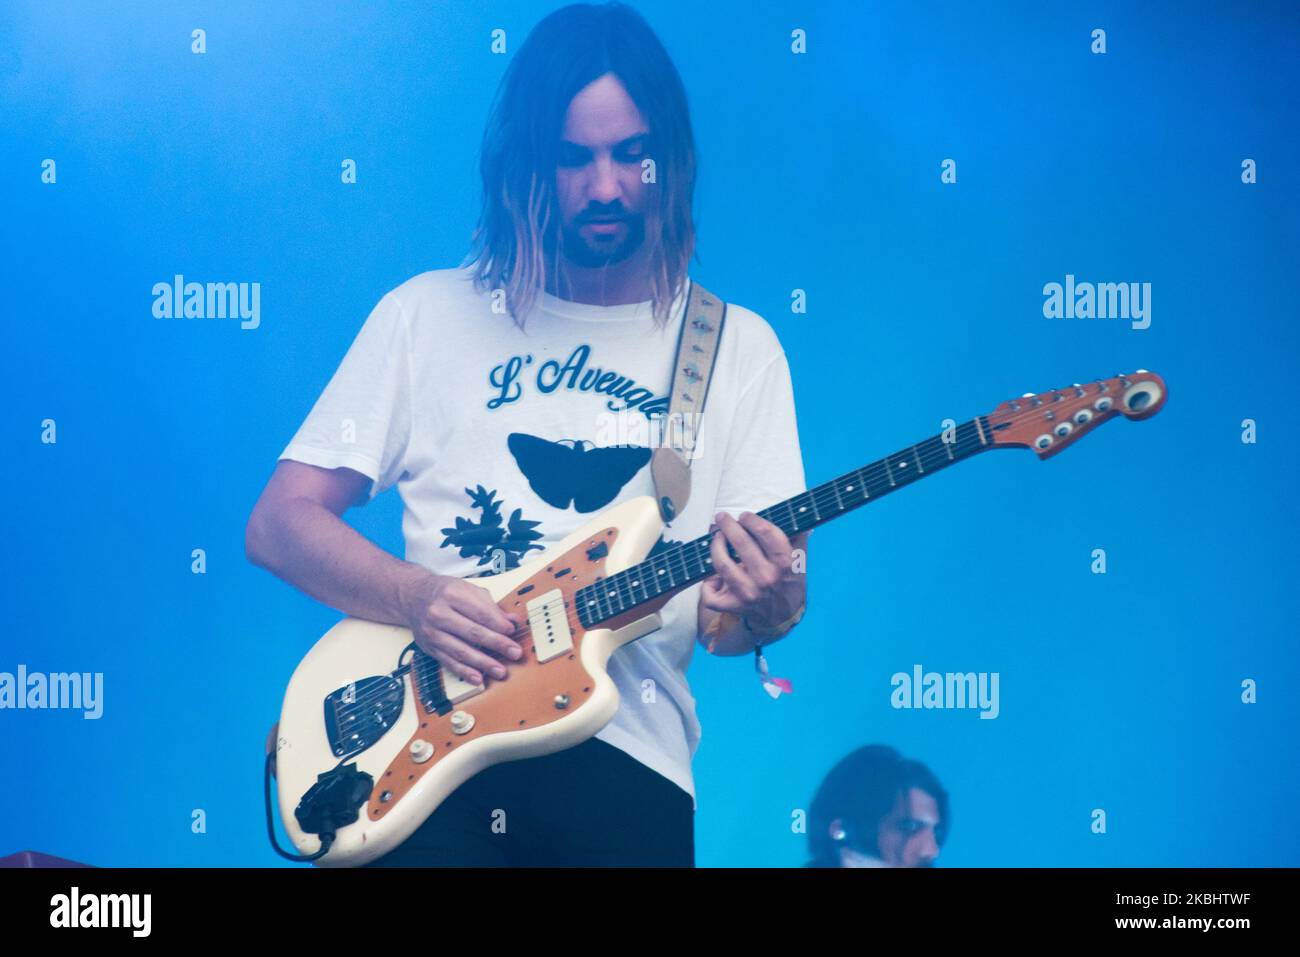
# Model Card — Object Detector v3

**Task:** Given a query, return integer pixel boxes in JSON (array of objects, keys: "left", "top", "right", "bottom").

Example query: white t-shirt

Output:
[{"left": 280, "top": 266, "right": 805, "bottom": 802}]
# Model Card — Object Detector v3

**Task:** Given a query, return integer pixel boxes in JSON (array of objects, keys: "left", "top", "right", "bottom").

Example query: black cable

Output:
[{"left": 264, "top": 750, "right": 334, "bottom": 863}]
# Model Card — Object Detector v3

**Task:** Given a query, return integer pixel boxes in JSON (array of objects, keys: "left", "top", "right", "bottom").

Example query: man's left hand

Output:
[{"left": 700, "top": 511, "right": 808, "bottom": 632}]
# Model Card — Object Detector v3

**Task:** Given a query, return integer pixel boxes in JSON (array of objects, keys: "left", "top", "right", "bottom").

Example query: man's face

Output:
[
  {"left": 874, "top": 787, "right": 942, "bottom": 867},
  {"left": 554, "top": 72, "right": 649, "bottom": 268}
]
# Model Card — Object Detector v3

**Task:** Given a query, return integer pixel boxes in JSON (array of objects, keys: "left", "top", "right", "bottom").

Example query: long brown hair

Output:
[{"left": 466, "top": 3, "right": 697, "bottom": 326}]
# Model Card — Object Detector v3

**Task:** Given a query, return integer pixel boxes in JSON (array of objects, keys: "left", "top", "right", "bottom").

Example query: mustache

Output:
[{"left": 575, "top": 206, "right": 636, "bottom": 224}]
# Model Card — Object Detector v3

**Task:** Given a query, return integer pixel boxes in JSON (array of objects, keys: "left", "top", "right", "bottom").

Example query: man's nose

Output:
[
  {"left": 917, "top": 829, "right": 940, "bottom": 864},
  {"left": 588, "top": 156, "right": 621, "bottom": 204}
]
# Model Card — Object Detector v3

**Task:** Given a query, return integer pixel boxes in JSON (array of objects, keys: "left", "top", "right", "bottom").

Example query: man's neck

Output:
[{"left": 547, "top": 249, "right": 654, "bottom": 306}]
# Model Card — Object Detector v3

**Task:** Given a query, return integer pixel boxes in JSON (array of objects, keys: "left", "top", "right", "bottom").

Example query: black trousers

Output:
[{"left": 363, "top": 738, "right": 695, "bottom": 867}]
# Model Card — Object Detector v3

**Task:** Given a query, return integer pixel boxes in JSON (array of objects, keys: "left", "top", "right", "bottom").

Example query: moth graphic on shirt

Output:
[
  {"left": 439, "top": 484, "right": 545, "bottom": 571},
  {"left": 507, "top": 432, "right": 651, "bottom": 513}
]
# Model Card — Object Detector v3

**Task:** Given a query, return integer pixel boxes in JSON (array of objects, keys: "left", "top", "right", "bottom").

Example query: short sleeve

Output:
[
  {"left": 712, "top": 352, "right": 806, "bottom": 519},
  {"left": 278, "top": 292, "right": 413, "bottom": 501}
]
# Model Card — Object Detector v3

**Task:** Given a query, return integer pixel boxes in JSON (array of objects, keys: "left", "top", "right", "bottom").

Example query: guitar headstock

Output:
[{"left": 986, "top": 370, "right": 1167, "bottom": 459}]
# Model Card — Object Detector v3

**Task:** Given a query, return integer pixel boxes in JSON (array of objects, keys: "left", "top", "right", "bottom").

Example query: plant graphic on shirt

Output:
[{"left": 439, "top": 485, "right": 544, "bottom": 571}]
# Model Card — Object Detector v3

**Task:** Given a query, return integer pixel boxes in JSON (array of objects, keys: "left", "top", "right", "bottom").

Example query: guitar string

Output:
[{"left": 332, "top": 384, "right": 1143, "bottom": 720}]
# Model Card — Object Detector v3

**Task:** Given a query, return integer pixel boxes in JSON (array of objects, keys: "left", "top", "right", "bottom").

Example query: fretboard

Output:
[{"left": 574, "top": 417, "right": 990, "bottom": 628}]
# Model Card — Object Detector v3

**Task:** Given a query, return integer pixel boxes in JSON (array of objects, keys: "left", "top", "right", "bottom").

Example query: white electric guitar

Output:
[{"left": 266, "top": 371, "right": 1167, "bottom": 866}]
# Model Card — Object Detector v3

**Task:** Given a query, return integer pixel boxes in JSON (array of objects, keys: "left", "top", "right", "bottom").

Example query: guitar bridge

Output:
[{"left": 323, "top": 676, "right": 404, "bottom": 760}]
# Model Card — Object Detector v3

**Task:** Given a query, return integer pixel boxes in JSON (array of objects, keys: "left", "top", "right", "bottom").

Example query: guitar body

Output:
[{"left": 274, "top": 495, "right": 675, "bottom": 867}]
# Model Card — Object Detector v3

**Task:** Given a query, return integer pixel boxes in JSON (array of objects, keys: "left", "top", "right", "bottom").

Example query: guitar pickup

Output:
[{"left": 527, "top": 589, "right": 574, "bottom": 663}]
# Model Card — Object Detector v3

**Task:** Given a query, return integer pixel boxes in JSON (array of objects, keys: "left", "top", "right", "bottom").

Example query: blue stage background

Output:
[{"left": 3, "top": 0, "right": 1297, "bottom": 866}]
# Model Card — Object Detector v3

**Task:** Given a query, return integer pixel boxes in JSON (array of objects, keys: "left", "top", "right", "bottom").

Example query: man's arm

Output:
[
  {"left": 246, "top": 460, "right": 421, "bottom": 626},
  {"left": 246, "top": 460, "right": 522, "bottom": 685}
]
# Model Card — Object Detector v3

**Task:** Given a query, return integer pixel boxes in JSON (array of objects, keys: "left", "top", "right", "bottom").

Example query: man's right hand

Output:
[
  {"left": 399, "top": 572, "right": 525, "bottom": 685},
  {"left": 247, "top": 460, "right": 525, "bottom": 683}
]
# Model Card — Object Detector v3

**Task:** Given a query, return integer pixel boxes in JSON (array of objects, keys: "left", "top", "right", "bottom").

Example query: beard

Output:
[{"left": 559, "top": 208, "right": 646, "bottom": 268}]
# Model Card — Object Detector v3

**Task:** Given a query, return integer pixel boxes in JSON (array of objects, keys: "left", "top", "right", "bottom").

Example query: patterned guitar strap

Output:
[
  {"left": 650, "top": 281, "right": 793, "bottom": 699},
  {"left": 650, "top": 279, "right": 724, "bottom": 526}
]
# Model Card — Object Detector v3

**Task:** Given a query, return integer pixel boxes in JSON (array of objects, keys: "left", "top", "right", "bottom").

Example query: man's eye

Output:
[
  {"left": 558, "top": 146, "right": 590, "bottom": 167},
  {"left": 617, "top": 142, "right": 647, "bottom": 162}
]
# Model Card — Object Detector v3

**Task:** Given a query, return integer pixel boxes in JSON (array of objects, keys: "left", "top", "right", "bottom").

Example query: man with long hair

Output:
[{"left": 247, "top": 2, "right": 808, "bottom": 866}]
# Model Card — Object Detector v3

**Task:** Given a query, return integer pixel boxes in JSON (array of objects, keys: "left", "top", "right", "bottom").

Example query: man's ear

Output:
[{"left": 828, "top": 818, "right": 847, "bottom": 842}]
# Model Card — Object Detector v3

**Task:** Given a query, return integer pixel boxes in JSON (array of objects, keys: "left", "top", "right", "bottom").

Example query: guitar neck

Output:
[{"left": 576, "top": 417, "right": 992, "bottom": 627}]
